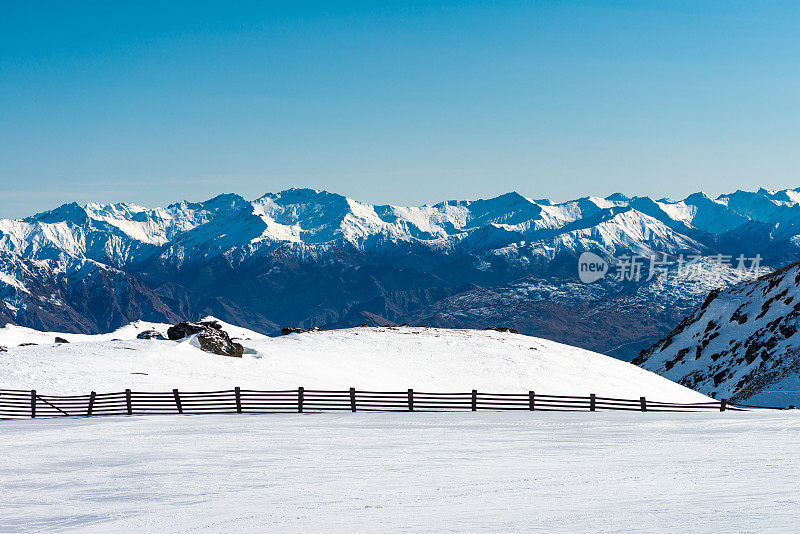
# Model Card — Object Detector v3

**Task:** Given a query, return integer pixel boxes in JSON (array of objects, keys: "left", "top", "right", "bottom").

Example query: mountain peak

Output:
[
  {"left": 684, "top": 191, "right": 713, "bottom": 203},
  {"left": 259, "top": 187, "right": 345, "bottom": 202},
  {"left": 24, "top": 202, "right": 89, "bottom": 225},
  {"left": 200, "top": 193, "right": 248, "bottom": 211}
]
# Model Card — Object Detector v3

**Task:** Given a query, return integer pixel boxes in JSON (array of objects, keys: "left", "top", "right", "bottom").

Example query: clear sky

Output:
[{"left": 1, "top": 1, "right": 799, "bottom": 218}]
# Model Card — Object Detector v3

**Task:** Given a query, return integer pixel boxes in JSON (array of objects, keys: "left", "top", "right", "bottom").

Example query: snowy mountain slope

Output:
[
  {"left": 634, "top": 262, "right": 800, "bottom": 406},
  {"left": 0, "top": 321, "right": 709, "bottom": 402},
  {"left": 0, "top": 186, "right": 799, "bottom": 357}
]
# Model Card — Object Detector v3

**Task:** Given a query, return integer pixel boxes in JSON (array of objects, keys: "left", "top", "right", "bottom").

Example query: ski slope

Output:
[
  {"left": 0, "top": 320, "right": 709, "bottom": 402},
  {"left": 1, "top": 411, "right": 798, "bottom": 533}
]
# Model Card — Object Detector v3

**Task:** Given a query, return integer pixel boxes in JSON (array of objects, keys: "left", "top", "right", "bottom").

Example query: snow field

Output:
[{"left": 1, "top": 411, "right": 798, "bottom": 533}]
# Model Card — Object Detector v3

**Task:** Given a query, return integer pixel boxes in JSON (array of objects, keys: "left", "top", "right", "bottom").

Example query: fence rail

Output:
[{"left": 0, "top": 387, "right": 768, "bottom": 420}]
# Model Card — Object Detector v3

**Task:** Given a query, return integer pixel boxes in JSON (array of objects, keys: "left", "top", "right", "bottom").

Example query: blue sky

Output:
[{"left": 1, "top": 1, "right": 799, "bottom": 217}]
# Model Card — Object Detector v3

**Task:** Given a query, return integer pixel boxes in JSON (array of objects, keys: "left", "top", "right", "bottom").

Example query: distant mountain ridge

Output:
[{"left": 2, "top": 186, "right": 800, "bottom": 358}]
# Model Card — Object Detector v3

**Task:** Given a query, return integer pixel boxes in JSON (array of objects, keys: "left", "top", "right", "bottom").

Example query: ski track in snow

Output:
[{"left": 0, "top": 411, "right": 798, "bottom": 533}]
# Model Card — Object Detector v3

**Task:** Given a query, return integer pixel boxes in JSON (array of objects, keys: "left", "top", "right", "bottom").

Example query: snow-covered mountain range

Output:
[
  {"left": 635, "top": 262, "right": 800, "bottom": 407},
  {"left": 2, "top": 186, "right": 800, "bottom": 358}
]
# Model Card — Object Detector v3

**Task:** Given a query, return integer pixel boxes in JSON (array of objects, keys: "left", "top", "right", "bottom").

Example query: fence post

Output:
[
  {"left": 640, "top": 396, "right": 647, "bottom": 412},
  {"left": 125, "top": 389, "right": 132, "bottom": 415},
  {"left": 173, "top": 389, "right": 183, "bottom": 414},
  {"left": 88, "top": 391, "right": 96, "bottom": 416},
  {"left": 528, "top": 391, "right": 535, "bottom": 411},
  {"left": 298, "top": 387, "right": 304, "bottom": 413},
  {"left": 350, "top": 388, "right": 356, "bottom": 412},
  {"left": 235, "top": 387, "right": 242, "bottom": 414},
  {"left": 471, "top": 389, "right": 477, "bottom": 411},
  {"left": 30, "top": 389, "right": 36, "bottom": 419},
  {"left": 408, "top": 388, "right": 414, "bottom": 412},
  {"left": 720, "top": 399, "right": 727, "bottom": 412},
  {"left": 590, "top": 393, "right": 596, "bottom": 412}
]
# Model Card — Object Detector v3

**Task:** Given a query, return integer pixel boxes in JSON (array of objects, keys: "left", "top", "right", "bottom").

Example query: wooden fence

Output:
[{"left": 0, "top": 387, "right": 754, "bottom": 419}]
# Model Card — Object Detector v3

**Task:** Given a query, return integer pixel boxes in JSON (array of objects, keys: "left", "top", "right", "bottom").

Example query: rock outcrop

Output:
[
  {"left": 484, "top": 327, "right": 520, "bottom": 334},
  {"left": 280, "top": 326, "right": 321, "bottom": 335},
  {"left": 167, "top": 320, "right": 244, "bottom": 358},
  {"left": 136, "top": 330, "right": 165, "bottom": 340}
]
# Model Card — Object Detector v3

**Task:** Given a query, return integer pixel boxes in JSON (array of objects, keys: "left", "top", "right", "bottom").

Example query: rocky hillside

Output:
[
  {"left": 1, "top": 187, "right": 799, "bottom": 358},
  {"left": 634, "top": 262, "right": 800, "bottom": 406}
]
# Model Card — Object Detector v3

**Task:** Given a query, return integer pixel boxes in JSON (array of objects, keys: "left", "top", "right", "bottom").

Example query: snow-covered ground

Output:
[
  {"left": 1, "top": 411, "right": 798, "bottom": 533},
  {"left": 0, "top": 320, "right": 709, "bottom": 402}
]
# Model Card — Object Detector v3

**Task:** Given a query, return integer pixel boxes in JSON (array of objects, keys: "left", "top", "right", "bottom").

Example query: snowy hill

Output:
[
  {"left": 2, "top": 186, "right": 800, "bottom": 358},
  {"left": 0, "top": 321, "right": 709, "bottom": 402},
  {"left": 634, "top": 262, "right": 800, "bottom": 406}
]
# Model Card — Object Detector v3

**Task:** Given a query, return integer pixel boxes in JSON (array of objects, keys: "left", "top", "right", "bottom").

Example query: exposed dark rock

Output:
[
  {"left": 54, "top": 337, "right": 69, "bottom": 344},
  {"left": 280, "top": 326, "right": 321, "bottom": 335},
  {"left": 136, "top": 330, "right": 165, "bottom": 340},
  {"left": 167, "top": 320, "right": 243, "bottom": 358},
  {"left": 167, "top": 320, "right": 221, "bottom": 340},
  {"left": 18, "top": 342, "right": 37, "bottom": 346},
  {"left": 730, "top": 305, "right": 748, "bottom": 324},
  {"left": 195, "top": 328, "right": 244, "bottom": 358},
  {"left": 713, "top": 370, "right": 728, "bottom": 387},
  {"left": 780, "top": 324, "right": 797, "bottom": 339},
  {"left": 744, "top": 342, "right": 760, "bottom": 365},
  {"left": 281, "top": 326, "right": 308, "bottom": 335},
  {"left": 483, "top": 327, "right": 520, "bottom": 334},
  {"left": 701, "top": 289, "right": 721, "bottom": 310},
  {"left": 0, "top": 346, "right": 7, "bottom": 352}
]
